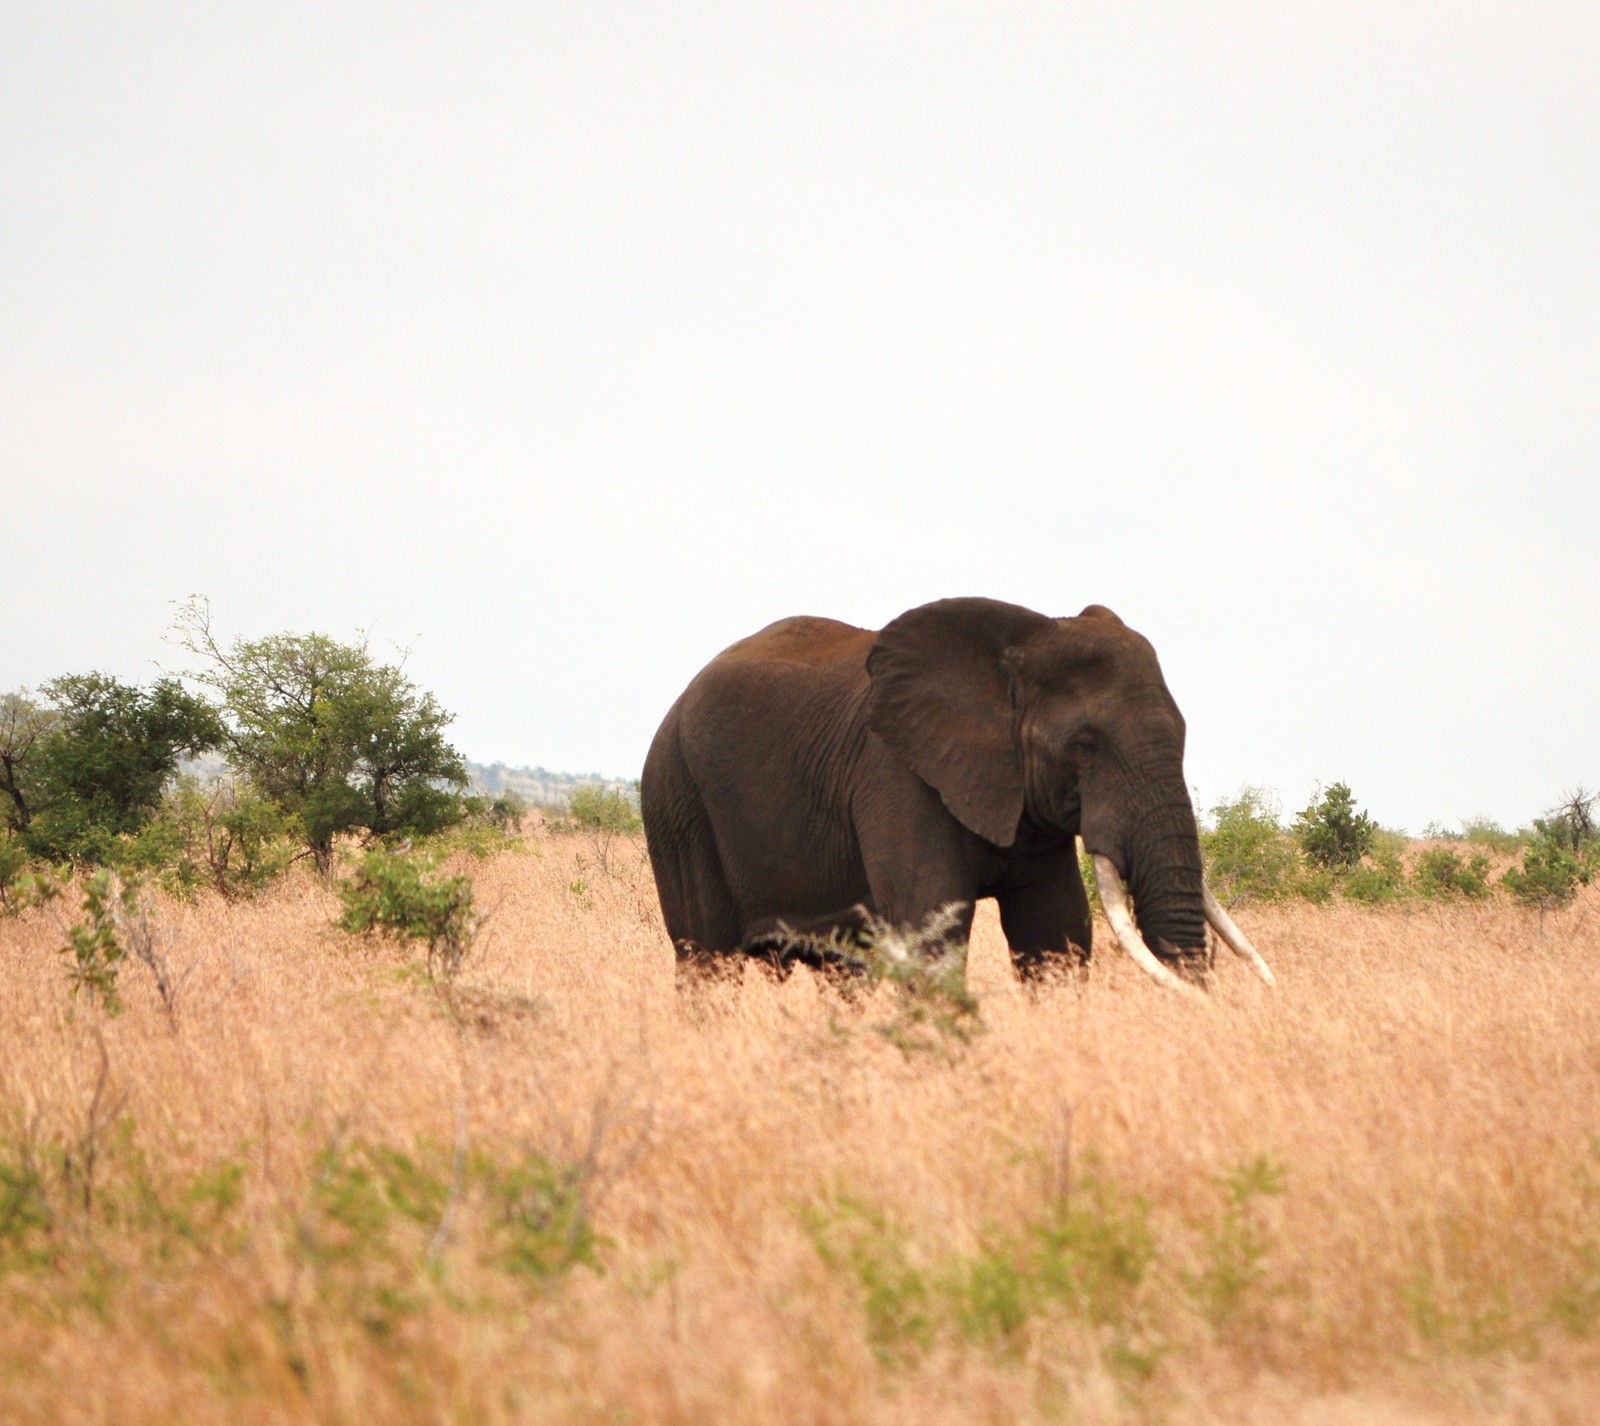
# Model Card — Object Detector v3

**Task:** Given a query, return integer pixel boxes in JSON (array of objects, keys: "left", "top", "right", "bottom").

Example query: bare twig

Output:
[{"left": 64, "top": 1031, "right": 129, "bottom": 1214}]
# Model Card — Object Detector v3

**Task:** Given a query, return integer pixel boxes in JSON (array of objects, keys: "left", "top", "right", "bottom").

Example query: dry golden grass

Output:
[{"left": 3, "top": 832, "right": 1599, "bottom": 1424}]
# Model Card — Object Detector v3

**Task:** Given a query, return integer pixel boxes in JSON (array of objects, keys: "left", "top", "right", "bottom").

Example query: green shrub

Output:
[
  {"left": 1338, "top": 829, "right": 1408, "bottom": 905},
  {"left": 425, "top": 790, "right": 529, "bottom": 859},
  {"left": 1533, "top": 788, "right": 1597, "bottom": 855},
  {"left": 108, "top": 778, "right": 297, "bottom": 901},
  {"left": 805, "top": 1166, "right": 1166, "bottom": 1372},
  {"left": 0, "top": 833, "right": 31, "bottom": 913},
  {"left": 1297, "top": 865, "right": 1338, "bottom": 903},
  {"left": 476, "top": 789, "right": 528, "bottom": 833},
  {"left": 58, "top": 869, "right": 144, "bottom": 1014},
  {"left": 0, "top": 845, "right": 65, "bottom": 918},
  {"left": 1185, "top": 1156, "right": 1287, "bottom": 1329},
  {"left": 0, "top": 1141, "right": 53, "bottom": 1273},
  {"left": 551, "top": 784, "right": 643, "bottom": 875},
  {"left": 1201, "top": 789, "right": 1301, "bottom": 904},
  {"left": 1294, "top": 782, "right": 1376, "bottom": 871},
  {"left": 1500, "top": 790, "right": 1598, "bottom": 911},
  {"left": 802, "top": 1194, "right": 935, "bottom": 1364},
  {"left": 561, "top": 784, "right": 641, "bottom": 835},
  {"left": 782, "top": 905, "right": 982, "bottom": 1056},
  {"left": 859, "top": 906, "right": 981, "bottom": 1055},
  {"left": 1501, "top": 837, "right": 1591, "bottom": 911},
  {"left": 336, "top": 847, "right": 477, "bottom": 980},
  {"left": 1023, "top": 1170, "right": 1158, "bottom": 1330},
  {"left": 1460, "top": 817, "right": 1528, "bottom": 855},
  {"left": 1340, "top": 847, "right": 1407, "bottom": 905},
  {"left": 1412, "top": 847, "right": 1493, "bottom": 901},
  {"left": 471, "top": 1150, "right": 601, "bottom": 1283}
]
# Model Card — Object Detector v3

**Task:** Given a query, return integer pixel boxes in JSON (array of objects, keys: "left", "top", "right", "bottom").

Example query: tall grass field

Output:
[{"left": 2, "top": 831, "right": 1598, "bottom": 1423}]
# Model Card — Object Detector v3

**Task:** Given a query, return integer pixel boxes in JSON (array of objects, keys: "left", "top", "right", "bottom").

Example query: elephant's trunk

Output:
[
  {"left": 1124, "top": 797, "right": 1277, "bottom": 986},
  {"left": 1092, "top": 795, "right": 1277, "bottom": 992},
  {"left": 1092, "top": 857, "right": 1206, "bottom": 999},
  {"left": 1123, "top": 810, "right": 1209, "bottom": 963}
]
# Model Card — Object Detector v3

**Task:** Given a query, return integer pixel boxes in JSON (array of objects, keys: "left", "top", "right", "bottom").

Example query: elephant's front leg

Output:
[
  {"left": 854, "top": 784, "right": 980, "bottom": 960},
  {"left": 997, "top": 845, "right": 1092, "bottom": 983}
]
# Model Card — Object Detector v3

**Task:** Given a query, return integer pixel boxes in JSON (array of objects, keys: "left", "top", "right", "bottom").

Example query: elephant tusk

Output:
[
  {"left": 1091, "top": 855, "right": 1207, "bottom": 1000},
  {"left": 1203, "top": 884, "right": 1277, "bottom": 987}
]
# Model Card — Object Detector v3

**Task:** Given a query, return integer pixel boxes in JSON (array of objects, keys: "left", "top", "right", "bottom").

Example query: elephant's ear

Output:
[{"left": 866, "top": 598, "right": 1054, "bottom": 848}]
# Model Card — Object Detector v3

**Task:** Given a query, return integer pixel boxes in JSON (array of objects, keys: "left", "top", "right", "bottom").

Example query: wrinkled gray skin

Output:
[{"left": 642, "top": 597, "right": 1212, "bottom": 985}]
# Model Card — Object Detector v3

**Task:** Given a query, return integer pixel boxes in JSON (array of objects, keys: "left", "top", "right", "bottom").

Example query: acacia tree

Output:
[
  {"left": 2, "top": 675, "right": 222, "bottom": 861},
  {"left": 173, "top": 598, "right": 469, "bottom": 869},
  {"left": 0, "top": 691, "right": 56, "bottom": 835}
]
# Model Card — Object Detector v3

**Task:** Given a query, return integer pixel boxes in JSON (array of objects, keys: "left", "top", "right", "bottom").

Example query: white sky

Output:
[{"left": 4, "top": 2, "right": 1597, "bottom": 832}]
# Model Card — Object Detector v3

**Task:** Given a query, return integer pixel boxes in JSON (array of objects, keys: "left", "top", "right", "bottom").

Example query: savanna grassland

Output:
[{"left": 2, "top": 830, "right": 1599, "bottom": 1425}]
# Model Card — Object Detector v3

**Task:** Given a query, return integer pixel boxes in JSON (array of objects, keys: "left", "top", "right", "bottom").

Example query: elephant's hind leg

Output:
[
  {"left": 653, "top": 818, "right": 741, "bottom": 949},
  {"left": 656, "top": 830, "right": 745, "bottom": 995},
  {"left": 642, "top": 735, "right": 745, "bottom": 992},
  {"left": 673, "top": 938, "right": 746, "bottom": 996}
]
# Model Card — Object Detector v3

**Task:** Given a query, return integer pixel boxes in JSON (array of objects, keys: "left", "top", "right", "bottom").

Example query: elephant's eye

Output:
[{"left": 1071, "top": 737, "right": 1098, "bottom": 760}]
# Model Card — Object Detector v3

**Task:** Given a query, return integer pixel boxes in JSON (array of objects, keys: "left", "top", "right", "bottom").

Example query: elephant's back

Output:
[
  {"left": 675, "top": 615, "right": 873, "bottom": 776},
  {"left": 714, "top": 614, "right": 873, "bottom": 672}
]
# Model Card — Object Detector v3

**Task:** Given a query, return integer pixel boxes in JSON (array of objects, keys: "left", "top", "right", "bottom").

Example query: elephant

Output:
[{"left": 641, "top": 597, "right": 1273, "bottom": 995}]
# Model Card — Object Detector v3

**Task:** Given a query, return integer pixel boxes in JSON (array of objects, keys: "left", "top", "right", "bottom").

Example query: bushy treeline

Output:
[
  {"left": 1, "top": 598, "right": 523, "bottom": 907},
  {"left": 6, "top": 600, "right": 1594, "bottom": 927},
  {"left": 1202, "top": 782, "right": 1597, "bottom": 912}
]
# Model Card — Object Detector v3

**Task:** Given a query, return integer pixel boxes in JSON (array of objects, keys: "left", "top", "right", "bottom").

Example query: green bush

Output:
[
  {"left": 1459, "top": 817, "right": 1528, "bottom": 855},
  {"left": 0, "top": 1115, "right": 602, "bottom": 1338},
  {"left": 1533, "top": 788, "right": 1597, "bottom": 855},
  {"left": 1297, "top": 865, "right": 1338, "bottom": 904},
  {"left": 1200, "top": 789, "right": 1302, "bottom": 904},
  {"left": 1501, "top": 837, "right": 1591, "bottom": 911},
  {"left": 1185, "top": 1156, "right": 1287, "bottom": 1329},
  {"left": 804, "top": 1160, "right": 1277, "bottom": 1374},
  {"left": 0, "top": 837, "right": 65, "bottom": 917},
  {"left": 1412, "top": 847, "right": 1493, "bottom": 901},
  {"left": 561, "top": 784, "right": 641, "bottom": 835},
  {"left": 0, "top": 832, "right": 31, "bottom": 912},
  {"left": 98, "top": 778, "right": 298, "bottom": 901},
  {"left": 336, "top": 847, "right": 477, "bottom": 980},
  {"left": 58, "top": 869, "right": 144, "bottom": 1014},
  {"left": 854, "top": 906, "right": 982, "bottom": 1056},
  {"left": 1294, "top": 782, "right": 1377, "bottom": 871},
  {"left": 425, "top": 790, "right": 530, "bottom": 859},
  {"left": 802, "top": 1194, "right": 935, "bottom": 1364},
  {"left": 1500, "top": 790, "right": 1598, "bottom": 912},
  {"left": 1340, "top": 843, "right": 1407, "bottom": 905},
  {"left": 470, "top": 1149, "right": 601, "bottom": 1282}
]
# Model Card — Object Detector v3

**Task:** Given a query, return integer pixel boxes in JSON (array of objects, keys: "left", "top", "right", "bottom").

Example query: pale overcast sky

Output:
[{"left": 4, "top": 2, "right": 1596, "bottom": 831}]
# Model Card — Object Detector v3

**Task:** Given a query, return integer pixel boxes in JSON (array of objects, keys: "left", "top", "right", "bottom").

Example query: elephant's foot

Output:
[
  {"left": 1013, "top": 943, "right": 1091, "bottom": 991},
  {"left": 673, "top": 941, "right": 746, "bottom": 1002}
]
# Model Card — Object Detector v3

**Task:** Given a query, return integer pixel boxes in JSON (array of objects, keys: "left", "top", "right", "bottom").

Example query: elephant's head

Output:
[{"left": 865, "top": 597, "right": 1272, "bottom": 992}]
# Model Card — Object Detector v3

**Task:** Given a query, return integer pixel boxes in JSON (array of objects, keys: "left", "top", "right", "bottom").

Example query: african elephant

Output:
[{"left": 641, "top": 597, "right": 1273, "bottom": 994}]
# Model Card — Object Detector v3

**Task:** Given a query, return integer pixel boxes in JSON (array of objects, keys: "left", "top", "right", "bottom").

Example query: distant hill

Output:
[
  {"left": 466, "top": 761, "right": 639, "bottom": 810},
  {"left": 179, "top": 753, "right": 638, "bottom": 812}
]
